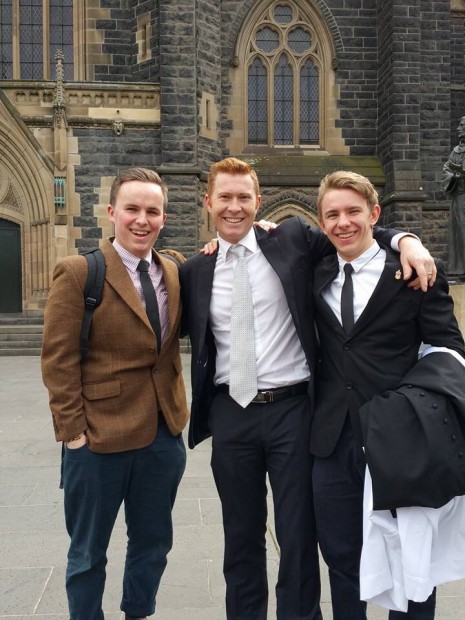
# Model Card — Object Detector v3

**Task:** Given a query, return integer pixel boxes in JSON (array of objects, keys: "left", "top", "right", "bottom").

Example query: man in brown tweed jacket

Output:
[{"left": 41, "top": 168, "right": 189, "bottom": 620}]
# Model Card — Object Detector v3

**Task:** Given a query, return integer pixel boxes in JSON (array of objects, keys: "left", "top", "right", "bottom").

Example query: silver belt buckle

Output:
[{"left": 253, "top": 391, "right": 266, "bottom": 403}]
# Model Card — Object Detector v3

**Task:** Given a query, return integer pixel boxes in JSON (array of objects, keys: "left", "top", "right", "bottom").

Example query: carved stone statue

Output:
[{"left": 443, "top": 116, "right": 465, "bottom": 275}]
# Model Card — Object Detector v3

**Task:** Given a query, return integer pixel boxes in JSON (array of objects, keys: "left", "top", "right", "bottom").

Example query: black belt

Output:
[{"left": 216, "top": 382, "right": 308, "bottom": 404}]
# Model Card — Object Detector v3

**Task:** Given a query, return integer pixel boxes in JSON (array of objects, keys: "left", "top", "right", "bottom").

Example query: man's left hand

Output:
[{"left": 398, "top": 236, "right": 437, "bottom": 292}]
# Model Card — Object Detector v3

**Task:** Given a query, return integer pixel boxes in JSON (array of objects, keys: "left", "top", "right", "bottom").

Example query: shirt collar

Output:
[
  {"left": 112, "top": 238, "right": 153, "bottom": 271},
  {"left": 337, "top": 240, "right": 380, "bottom": 274},
  {"left": 217, "top": 227, "right": 258, "bottom": 260}
]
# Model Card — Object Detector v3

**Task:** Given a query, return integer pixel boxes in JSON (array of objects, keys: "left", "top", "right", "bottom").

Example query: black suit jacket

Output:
[
  {"left": 180, "top": 218, "right": 402, "bottom": 449},
  {"left": 311, "top": 246, "right": 465, "bottom": 458},
  {"left": 359, "top": 352, "right": 465, "bottom": 509},
  {"left": 180, "top": 217, "right": 333, "bottom": 448}
]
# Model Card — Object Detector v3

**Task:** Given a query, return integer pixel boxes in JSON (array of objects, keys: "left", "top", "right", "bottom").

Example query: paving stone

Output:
[{"left": 0, "top": 356, "right": 464, "bottom": 619}]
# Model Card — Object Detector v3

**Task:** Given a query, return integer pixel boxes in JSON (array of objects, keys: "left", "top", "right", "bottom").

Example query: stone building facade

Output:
[{"left": 0, "top": 0, "right": 464, "bottom": 314}]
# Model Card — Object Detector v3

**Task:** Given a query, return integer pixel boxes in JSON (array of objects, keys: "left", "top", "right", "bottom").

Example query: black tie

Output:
[
  {"left": 137, "top": 259, "right": 162, "bottom": 352},
  {"left": 341, "top": 263, "right": 355, "bottom": 334}
]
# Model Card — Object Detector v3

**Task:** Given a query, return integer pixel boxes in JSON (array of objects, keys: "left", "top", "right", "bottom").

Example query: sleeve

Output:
[
  {"left": 40, "top": 259, "right": 88, "bottom": 442},
  {"left": 418, "top": 261, "right": 465, "bottom": 357},
  {"left": 290, "top": 216, "right": 335, "bottom": 262},
  {"left": 373, "top": 226, "right": 401, "bottom": 248},
  {"left": 441, "top": 163, "right": 458, "bottom": 194}
]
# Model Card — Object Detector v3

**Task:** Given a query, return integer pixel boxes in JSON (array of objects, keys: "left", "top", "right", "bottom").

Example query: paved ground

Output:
[{"left": 0, "top": 355, "right": 463, "bottom": 619}]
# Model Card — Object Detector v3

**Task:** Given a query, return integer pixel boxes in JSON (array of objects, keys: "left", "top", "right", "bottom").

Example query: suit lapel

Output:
[
  {"left": 314, "top": 255, "right": 342, "bottom": 330},
  {"left": 157, "top": 251, "right": 181, "bottom": 352},
  {"left": 351, "top": 249, "right": 407, "bottom": 335},
  {"left": 101, "top": 239, "right": 154, "bottom": 332},
  {"left": 314, "top": 255, "right": 339, "bottom": 297},
  {"left": 195, "top": 253, "right": 217, "bottom": 346},
  {"left": 314, "top": 248, "right": 407, "bottom": 336}
]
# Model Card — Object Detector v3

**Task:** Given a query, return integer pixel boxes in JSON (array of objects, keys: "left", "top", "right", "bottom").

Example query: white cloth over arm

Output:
[{"left": 360, "top": 348, "right": 465, "bottom": 612}]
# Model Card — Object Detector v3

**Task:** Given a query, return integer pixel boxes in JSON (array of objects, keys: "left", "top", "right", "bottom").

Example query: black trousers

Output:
[
  {"left": 313, "top": 419, "right": 436, "bottom": 620},
  {"left": 209, "top": 391, "right": 322, "bottom": 620}
]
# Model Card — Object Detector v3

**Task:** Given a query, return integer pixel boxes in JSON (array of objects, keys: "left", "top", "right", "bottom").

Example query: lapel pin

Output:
[{"left": 395, "top": 270, "right": 402, "bottom": 280}]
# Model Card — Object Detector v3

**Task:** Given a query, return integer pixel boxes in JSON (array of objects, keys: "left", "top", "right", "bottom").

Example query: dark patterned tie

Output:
[
  {"left": 341, "top": 262, "right": 355, "bottom": 333},
  {"left": 137, "top": 259, "right": 162, "bottom": 352}
]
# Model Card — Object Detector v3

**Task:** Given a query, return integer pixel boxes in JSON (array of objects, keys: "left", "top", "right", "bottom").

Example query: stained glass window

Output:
[
  {"left": 274, "top": 55, "right": 293, "bottom": 144},
  {"left": 50, "top": 0, "right": 74, "bottom": 80},
  {"left": 20, "top": 0, "right": 43, "bottom": 80},
  {"left": 248, "top": 57, "right": 268, "bottom": 144},
  {"left": 0, "top": 1, "right": 74, "bottom": 81},
  {"left": 0, "top": 1, "right": 13, "bottom": 79},
  {"left": 246, "top": 2, "right": 320, "bottom": 146},
  {"left": 300, "top": 60, "right": 319, "bottom": 144}
]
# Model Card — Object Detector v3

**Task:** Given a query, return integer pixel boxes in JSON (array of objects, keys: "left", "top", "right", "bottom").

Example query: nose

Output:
[
  {"left": 337, "top": 213, "right": 350, "bottom": 227},
  {"left": 135, "top": 210, "right": 148, "bottom": 224},
  {"left": 228, "top": 198, "right": 241, "bottom": 212}
]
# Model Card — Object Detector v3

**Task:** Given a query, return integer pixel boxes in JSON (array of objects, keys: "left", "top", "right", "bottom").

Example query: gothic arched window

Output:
[
  {"left": 246, "top": 2, "right": 321, "bottom": 147},
  {"left": 0, "top": 0, "right": 74, "bottom": 81}
]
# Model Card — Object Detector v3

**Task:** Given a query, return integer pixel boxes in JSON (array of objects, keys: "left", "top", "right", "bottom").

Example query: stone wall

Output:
[{"left": 72, "top": 127, "right": 160, "bottom": 253}]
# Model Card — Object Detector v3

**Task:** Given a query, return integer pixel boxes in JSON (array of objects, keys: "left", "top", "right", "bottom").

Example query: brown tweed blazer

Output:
[{"left": 41, "top": 239, "right": 189, "bottom": 453}]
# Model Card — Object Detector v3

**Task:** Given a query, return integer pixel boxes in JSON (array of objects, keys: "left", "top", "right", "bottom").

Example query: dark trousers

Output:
[
  {"left": 210, "top": 391, "right": 322, "bottom": 620},
  {"left": 312, "top": 419, "right": 436, "bottom": 620},
  {"left": 62, "top": 425, "right": 186, "bottom": 620}
]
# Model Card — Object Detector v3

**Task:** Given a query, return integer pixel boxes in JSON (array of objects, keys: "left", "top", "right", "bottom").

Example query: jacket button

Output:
[
  {"left": 346, "top": 382, "right": 353, "bottom": 390},
  {"left": 432, "top": 403, "right": 438, "bottom": 409},
  {"left": 419, "top": 392, "right": 425, "bottom": 397},
  {"left": 458, "top": 452, "right": 464, "bottom": 458},
  {"left": 451, "top": 434, "right": 457, "bottom": 441},
  {"left": 343, "top": 344, "right": 350, "bottom": 351},
  {"left": 443, "top": 418, "right": 449, "bottom": 424}
]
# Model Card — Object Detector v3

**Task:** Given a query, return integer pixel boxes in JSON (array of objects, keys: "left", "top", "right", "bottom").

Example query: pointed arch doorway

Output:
[{"left": 0, "top": 219, "right": 22, "bottom": 312}]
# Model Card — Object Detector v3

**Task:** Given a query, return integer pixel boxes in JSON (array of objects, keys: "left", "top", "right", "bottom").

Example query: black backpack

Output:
[
  {"left": 80, "top": 249, "right": 106, "bottom": 360},
  {"left": 79, "top": 248, "right": 180, "bottom": 360}
]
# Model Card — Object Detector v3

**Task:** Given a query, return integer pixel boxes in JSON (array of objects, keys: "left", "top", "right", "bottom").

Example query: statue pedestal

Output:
[{"left": 449, "top": 280, "right": 465, "bottom": 336}]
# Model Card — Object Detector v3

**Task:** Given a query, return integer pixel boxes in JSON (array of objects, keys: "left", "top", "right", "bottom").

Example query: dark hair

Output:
[{"left": 109, "top": 168, "right": 168, "bottom": 210}]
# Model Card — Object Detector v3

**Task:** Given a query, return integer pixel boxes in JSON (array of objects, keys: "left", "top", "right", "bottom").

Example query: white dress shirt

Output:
[
  {"left": 209, "top": 228, "right": 310, "bottom": 388},
  {"left": 322, "top": 241, "right": 385, "bottom": 325}
]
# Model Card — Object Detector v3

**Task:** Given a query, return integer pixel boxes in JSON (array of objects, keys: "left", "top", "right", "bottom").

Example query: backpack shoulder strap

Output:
[{"left": 79, "top": 248, "right": 105, "bottom": 360}]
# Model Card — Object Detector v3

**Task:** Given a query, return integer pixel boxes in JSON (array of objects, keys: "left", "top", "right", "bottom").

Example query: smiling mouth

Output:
[
  {"left": 337, "top": 232, "right": 356, "bottom": 239},
  {"left": 130, "top": 229, "right": 150, "bottom": 237},
  {"left": 224, "top": 217, "right": 243, "bottom": 224}
]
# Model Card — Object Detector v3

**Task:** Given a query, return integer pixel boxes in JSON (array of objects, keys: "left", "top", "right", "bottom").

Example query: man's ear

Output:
[
  {"left": 204, "top": 193, "right": 212, "bottom": 212},
  {"left": 370, "top": 204, "right": 381, "bottom": 226},
  {"left": 318, "top": 218, "right": 327, "bottom": 234}
]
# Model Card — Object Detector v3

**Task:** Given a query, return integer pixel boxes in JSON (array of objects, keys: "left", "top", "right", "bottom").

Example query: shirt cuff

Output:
[{"left": 390, "top": 232, "right": 420, "bottom": 252}]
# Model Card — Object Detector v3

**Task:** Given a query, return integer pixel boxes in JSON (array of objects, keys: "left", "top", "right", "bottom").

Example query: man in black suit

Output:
[
  {"left": 311, "top": 171, "right": 465, "bottom": 620},
  {"left": 180, "top": 157, "right": 436, "bottom": 620}
]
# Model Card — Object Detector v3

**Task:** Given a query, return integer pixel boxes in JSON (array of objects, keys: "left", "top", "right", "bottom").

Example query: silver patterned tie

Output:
[{"left": 229, "top": 244, "right": 258, "bottom": 408}]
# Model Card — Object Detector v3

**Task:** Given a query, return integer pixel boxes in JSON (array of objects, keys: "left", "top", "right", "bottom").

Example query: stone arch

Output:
[
  {"left": 258, "top": 193, "right": 319, "bottom": 227},
  {"left": 0, "top": 105, "right": 54, "bottom": 311}
]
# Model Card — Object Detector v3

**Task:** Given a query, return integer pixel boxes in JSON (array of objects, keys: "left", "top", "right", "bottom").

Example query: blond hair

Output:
[{"left": 317, "top": 171, "right": 378, "bottom": 218}]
